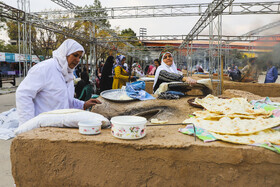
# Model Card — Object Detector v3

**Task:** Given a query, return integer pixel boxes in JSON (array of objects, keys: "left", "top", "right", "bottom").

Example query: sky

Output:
[{"left": 1, "top": 0, "right": 280, "bottom": 42}]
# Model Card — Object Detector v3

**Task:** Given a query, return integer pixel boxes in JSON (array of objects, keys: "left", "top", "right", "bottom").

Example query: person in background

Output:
[
  {"left": 153, "top": 51, "right": 196, "bottom": 93},
  {"left": 228, "top": 66, "right": 241, "bottom": 81},
  {"left": 16, "top": 39, "right": 101, "bottom": 125},
  {"left": 148, "top": 59, "right": 161, "bottom": 75},
  {"left": 193, "top": 64, "right": 204, "bottom": 73},
  {"left": 75, "top": 64, "right": 81, "bottom": 78},
  {"left": 145, "top": 64, "right": 154, "bottom": 75},
  {"left": 123, "top": 61, "right": 129, "bottom": 72},
  {"left": 264, "top": 60, "right": 278, "bottom": 83},
  {"left": 112, "top": 54, "right": 136, "bottom": 89},
  {"left": 32, "top": 62, "right": 36, "bottom": 67},
  {"left": 75, "top": 71, "right": 90, "bottom": 99},
  {"left": 144, "top": 64, "right": 150, "bottom": 75},
  {"left": 96, "top": 63, "right": 104, "bottom": 80},
  {"left": 227, "top": 66, "right": 233, "bottom": 74},
  {"left": 100, "top": 55, "right": 114, "bottom": 92},
  {"left": 240, "top": 57, "right": 259, "bottom": 82},
  {"left": 132, "top": 62, "right": 144, "bottom": 77}
]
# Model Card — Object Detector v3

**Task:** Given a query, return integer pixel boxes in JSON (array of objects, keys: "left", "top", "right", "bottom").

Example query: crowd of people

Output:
[{"left": 227, "top": 57, "right": 278, "bottom": 83}]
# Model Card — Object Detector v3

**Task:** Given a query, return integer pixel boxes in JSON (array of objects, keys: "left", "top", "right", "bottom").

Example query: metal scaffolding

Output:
[
  {"left": 49, "top": 0, "right": 137, "bottom": 61},
  {"left": 242, "top": 19, "right": 280, "bottom": 36},
  {"left": 95, "top": 34, "right": 280, "bottom": 42},
  {"left": 208, "top": 2, "right": 223, "bottom": 95},
  {"left": 17, "top": 0, "right": 32, "bottom": 78},
  {"left": 0, "top": 2, "right": 91, "bottom": 41},
  {"left": 179, "top": 0, "right": 234, "bottom": 49},
  {"left": 33, "top": 1, "right": 280, "bottom": 21}
]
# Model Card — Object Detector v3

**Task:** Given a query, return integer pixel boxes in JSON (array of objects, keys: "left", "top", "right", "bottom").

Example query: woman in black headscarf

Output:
[
  {"left": 75, "top": 71, "right": 90, "bottom": 100},
  {"left": 100, "top": 55, "right": 114, "bottom": 92}
]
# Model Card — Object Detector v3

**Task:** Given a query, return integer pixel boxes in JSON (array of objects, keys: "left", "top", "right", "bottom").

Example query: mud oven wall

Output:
[{"left": 11, "top": 127, "right": 280, "bottom": 186}]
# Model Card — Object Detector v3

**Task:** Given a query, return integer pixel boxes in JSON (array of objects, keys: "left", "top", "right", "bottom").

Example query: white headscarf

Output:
[
  {"left": 53, "top": 39, "right": 85, "bottom": 83},
  {"left": 153, "top": 52, "right": 178, "bottom": 88}
]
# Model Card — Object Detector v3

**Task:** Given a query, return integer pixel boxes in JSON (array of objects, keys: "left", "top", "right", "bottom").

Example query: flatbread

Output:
[
  {"left": 151, "top": 118, "right": 168, "bottom": 124},
  {"left": 193, "top": 110, "right": 272, "bottom": 120},
  {"left": 183, "top": 116, "right": 280, "bottom": 135},
  {"left": 211, "top": 129, "right": 280, "bottom": 145},
  {"left": 194, "top": 95, "right": 271, "bottom": 116}
]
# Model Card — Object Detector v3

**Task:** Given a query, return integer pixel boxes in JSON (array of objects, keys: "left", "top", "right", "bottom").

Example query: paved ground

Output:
[
  {"left": 0, "top": 139, "right": 13, "bottom": 187},
  {"left": 0, "top": 93, "right": 15, "bottom": 187},
  {"left": 0, "top": 78, "right": 22, "bottom": 187}
]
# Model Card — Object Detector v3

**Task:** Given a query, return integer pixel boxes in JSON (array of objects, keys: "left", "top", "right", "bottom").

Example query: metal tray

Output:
[{"left": 100, "top": 89, "right": 135, "bottom": 102}]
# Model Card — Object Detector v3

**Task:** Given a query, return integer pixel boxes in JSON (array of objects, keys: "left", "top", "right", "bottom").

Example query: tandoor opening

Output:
[
  {"left": 123, "top": 107, "right": 170, "bottom": 120},
  {"left": 134, "top": 109, "right": 161, "bottom": 120}
]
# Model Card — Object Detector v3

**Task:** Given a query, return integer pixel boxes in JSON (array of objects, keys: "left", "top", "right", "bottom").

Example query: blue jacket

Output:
[{"left": 265, "top": 66, "right": 278, "bottom": 83}]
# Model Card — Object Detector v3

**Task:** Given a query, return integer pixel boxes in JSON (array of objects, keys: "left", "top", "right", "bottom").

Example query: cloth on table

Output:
[
  {"left": 0, "top": 108, "right": 18, "bottom": 140},
  {"left": 158, "top": 92, "right": 179, "bottom": 100},
  {"left": 251, "top": 97, "right": 280, "bottom": 118},
  {"left": 157, "top": 91, "right": 185, "bottom": 100},
  {"left": 179, "top": 125, "right": 216, "bottom": 142},
  {"left": 125, "top": 81, "right": 155, "bottom": 101}
]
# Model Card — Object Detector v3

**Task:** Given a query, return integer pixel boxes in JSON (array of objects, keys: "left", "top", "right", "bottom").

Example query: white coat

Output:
[{"left": 16, "top": 58, "right": 85, "bottom": 125}]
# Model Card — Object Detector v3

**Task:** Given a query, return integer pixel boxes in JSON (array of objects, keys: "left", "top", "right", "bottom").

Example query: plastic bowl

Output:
[
  {"left": 78, "top": 120, "right": 102, "bottom": 135},
  {"left": 110, "top": 116, "right": 147, "bottom": 139}
]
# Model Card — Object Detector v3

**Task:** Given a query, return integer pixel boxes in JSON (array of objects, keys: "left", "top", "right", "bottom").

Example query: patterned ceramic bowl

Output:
[
  {"left": 110, "top": 116, "right": 147, "bottom": 140},
  {"left": 78, "top": 120, "right": 101, "bottom": 135}
]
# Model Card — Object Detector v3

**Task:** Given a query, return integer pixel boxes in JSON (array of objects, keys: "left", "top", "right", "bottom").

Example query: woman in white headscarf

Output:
[
  {"left": 153, "top": 51, "right": 196, "bottom": 93},
  {"left": 16, "top": 39, "right": 101, "bottom": 125}
]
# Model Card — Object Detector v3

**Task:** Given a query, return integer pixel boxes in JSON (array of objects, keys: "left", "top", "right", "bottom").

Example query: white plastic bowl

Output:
[
  {"left": 110, "top": 116, "right": 147, "bottom": 139},
  {"left": 78, "top": 120, "right": 102, "bottom": 135}
]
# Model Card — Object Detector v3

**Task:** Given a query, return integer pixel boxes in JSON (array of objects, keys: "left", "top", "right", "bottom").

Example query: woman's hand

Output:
[
  {"left": 182, "top": 77, "right": 197, "bottom": 86},
  {"left": 83, "top": 99, "right": 102, "bottom": 110}
]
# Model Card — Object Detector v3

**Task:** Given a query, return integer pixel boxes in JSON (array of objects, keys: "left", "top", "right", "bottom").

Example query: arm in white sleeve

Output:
[
  {"left": 72, "top": 98, "right": 85, "bottom": 109},
  {"left": 16, "top": 67, "right": 45, "bottom": 125},
  {"left": 67, "top": 82, "right": 85, "bottom": 109}
]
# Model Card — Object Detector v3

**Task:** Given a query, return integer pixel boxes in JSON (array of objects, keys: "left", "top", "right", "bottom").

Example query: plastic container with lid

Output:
[
  {"left": 78, "top": 120, "right": 102, "bottom": 135},
  {"left": 110, "top": 116, "right": 147, "bottom": 139}
]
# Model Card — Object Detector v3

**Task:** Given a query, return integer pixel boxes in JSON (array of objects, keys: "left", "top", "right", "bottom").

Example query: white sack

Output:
[{"left": 15, "top": 109, "right": 110, "bottom": 135}]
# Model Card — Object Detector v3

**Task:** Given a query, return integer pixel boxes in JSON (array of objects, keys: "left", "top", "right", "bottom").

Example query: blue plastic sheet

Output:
[{"left": 126, "top": 81, "right": 155, "bottom": 101}]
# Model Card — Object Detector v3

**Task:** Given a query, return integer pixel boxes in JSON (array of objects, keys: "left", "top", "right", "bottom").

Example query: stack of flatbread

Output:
[{"left": 183, "top": 95, "right": 280, "bottom": 145}]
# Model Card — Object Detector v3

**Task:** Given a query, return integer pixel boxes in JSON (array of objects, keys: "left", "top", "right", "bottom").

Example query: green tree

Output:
[
  {"left": 5, "top": 20, "right": 60, "bottom": 59},
  {"left": 119, "top": 28, "right": 141, "bottom": 47},
  {"left": 0, "top": 40, "right": 6, "bottom": 51},
  {"left": 71, "top": 0, "right": 112, "bottom": 65},
  {"left": 0, "top": 1, "right": 7, "bottom": 29}
]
